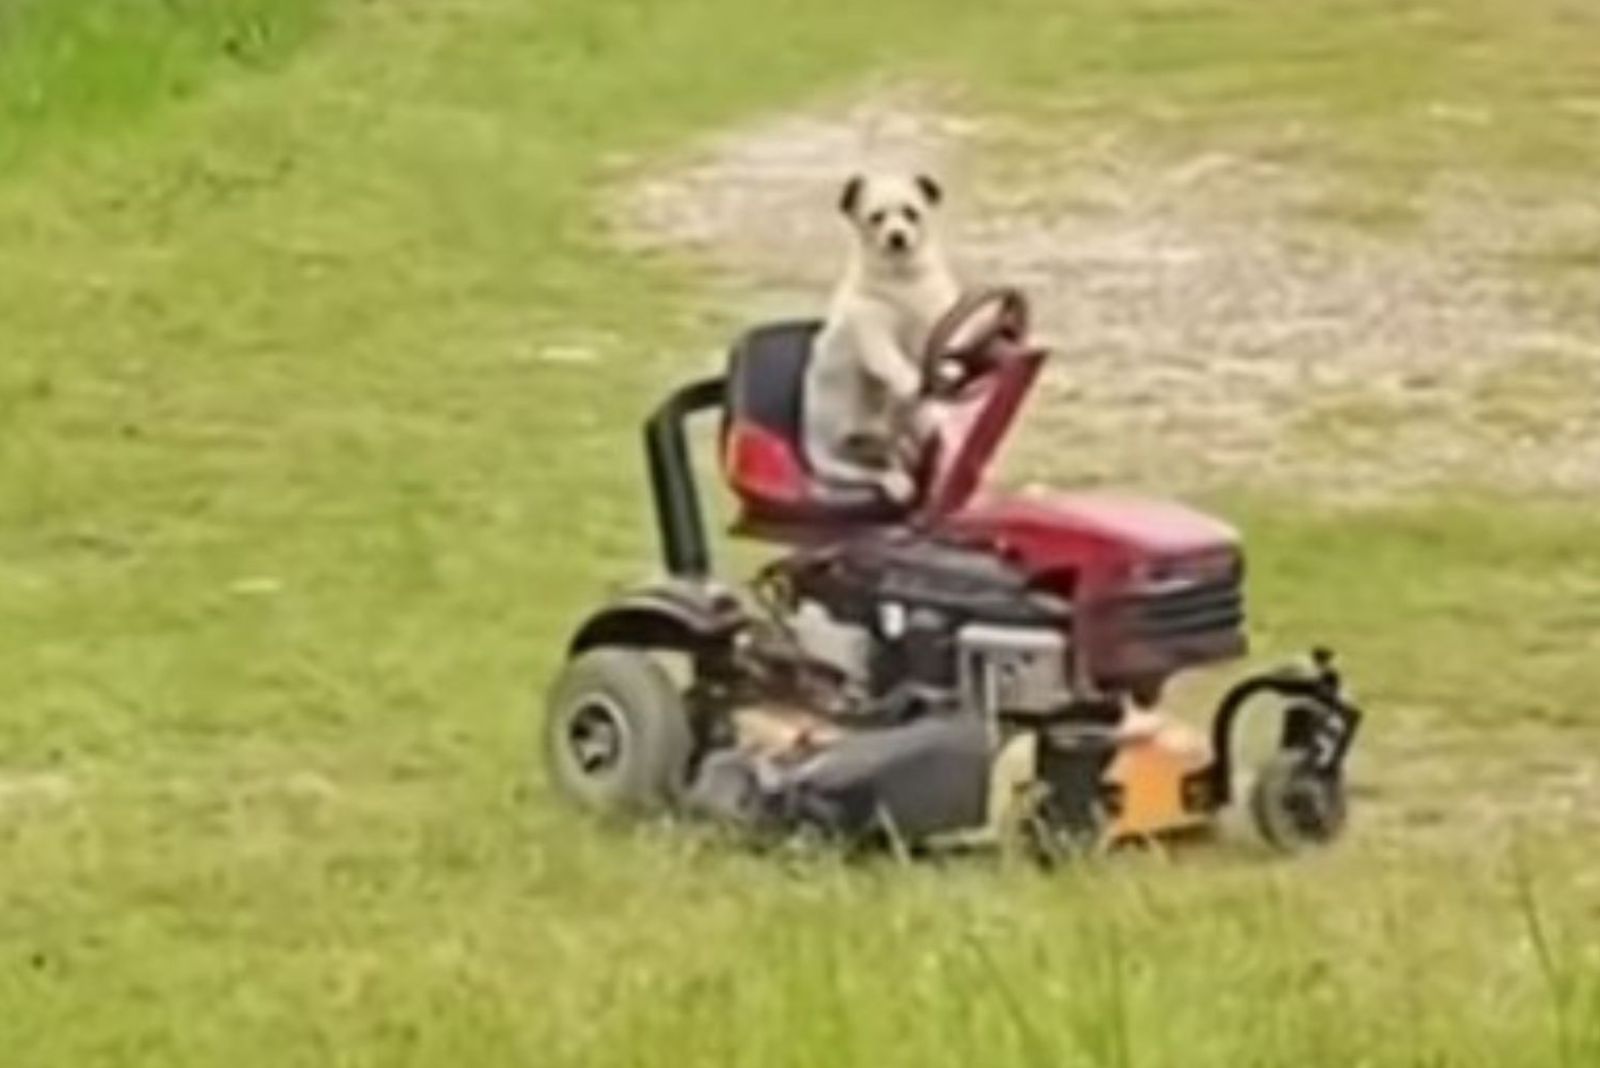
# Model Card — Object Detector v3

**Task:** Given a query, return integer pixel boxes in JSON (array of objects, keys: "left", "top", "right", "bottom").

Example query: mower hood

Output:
[{"left": 949, "top": 489, "right": 1242, "bottom": 576}]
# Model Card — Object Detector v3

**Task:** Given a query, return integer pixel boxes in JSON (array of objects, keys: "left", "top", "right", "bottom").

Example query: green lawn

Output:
[
  {"left": 3, "top": 1, "right": 1600, "bottom": 1065},
  {"left": 0, "top": 0, "right": 327, "bottom": 167}
]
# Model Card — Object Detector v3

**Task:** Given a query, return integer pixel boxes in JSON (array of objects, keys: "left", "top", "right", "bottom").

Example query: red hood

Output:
[{"left": 950, "top": 489, "right": 1241, "bottom": 578}]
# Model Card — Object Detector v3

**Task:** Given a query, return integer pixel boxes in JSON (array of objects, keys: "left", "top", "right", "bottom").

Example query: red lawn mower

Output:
[{"left": 543, "top": 289, "right": 1362, "bottom": 858}]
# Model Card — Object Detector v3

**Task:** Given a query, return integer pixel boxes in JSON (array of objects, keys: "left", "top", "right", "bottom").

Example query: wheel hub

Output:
[
  {"left": 567, "top": 698, "right": 626, "bottom": 776},
  {"left": 1281, "top": 775, "right": 1338, "bottom": 837}
]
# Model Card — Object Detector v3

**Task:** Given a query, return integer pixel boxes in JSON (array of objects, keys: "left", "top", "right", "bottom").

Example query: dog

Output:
[{"left": 804, "top": 172, "right": 960, "bottom": 504}]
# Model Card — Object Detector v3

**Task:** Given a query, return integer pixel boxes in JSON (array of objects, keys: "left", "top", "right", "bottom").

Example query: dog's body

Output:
[{"left": 804, "top": 173, "right": 959, "bottom": 503}]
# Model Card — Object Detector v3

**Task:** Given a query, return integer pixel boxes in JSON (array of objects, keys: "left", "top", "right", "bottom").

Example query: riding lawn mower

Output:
[{"left": 542, "top": 289, "right": 1363, "bottom": 859}]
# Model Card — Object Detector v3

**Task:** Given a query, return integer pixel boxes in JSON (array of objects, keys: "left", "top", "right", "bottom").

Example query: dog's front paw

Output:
[{"left": 883, "top": 470, "right": 916, "bottom": 505}]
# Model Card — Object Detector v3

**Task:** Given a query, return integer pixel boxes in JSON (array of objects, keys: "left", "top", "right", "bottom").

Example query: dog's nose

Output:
[{"left": 887, "top": 231, "right": 909, "bottom": 252}]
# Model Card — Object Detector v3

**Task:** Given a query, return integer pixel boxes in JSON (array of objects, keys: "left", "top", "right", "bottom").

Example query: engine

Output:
[
  {"left": 955, "top": 622, "right": 1071, "bottom": 717},
  {"left": 771, "top": 536, "right": 1075, "bottom": 720}
]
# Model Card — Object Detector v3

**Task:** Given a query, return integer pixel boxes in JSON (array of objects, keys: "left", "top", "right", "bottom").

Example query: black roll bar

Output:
[{"left": 644, "top": 376, "right": 726, "bottom": 578}]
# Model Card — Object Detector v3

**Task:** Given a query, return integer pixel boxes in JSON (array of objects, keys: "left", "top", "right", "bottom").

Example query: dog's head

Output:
[{"left": 838, "top": 172, "right": 943, "bottom": 264}]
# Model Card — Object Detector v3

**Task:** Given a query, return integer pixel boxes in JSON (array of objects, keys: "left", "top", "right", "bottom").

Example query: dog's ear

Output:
[
  {"left": 915, "top": 173, "right": 943, "bottom": 207},
  {"left": 838, "top": 174, "right": 864, "bottom": 217}
]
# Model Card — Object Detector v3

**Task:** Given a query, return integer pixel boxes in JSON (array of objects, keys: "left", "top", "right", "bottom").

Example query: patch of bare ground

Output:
[
  {"left": 0, "top": 771, "right": 76, "bottom": 813},
  {"left": 615, "top": 86, "right": 1600, "bottom": 500}
]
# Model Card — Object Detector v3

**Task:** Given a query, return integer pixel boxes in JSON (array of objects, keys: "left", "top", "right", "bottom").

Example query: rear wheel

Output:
[
  {"left": 1248, "top": 748, "right": 1347, "bottom": 852},
  {"left": 543, "top": 648, "right": 695, "bottom": 817}
]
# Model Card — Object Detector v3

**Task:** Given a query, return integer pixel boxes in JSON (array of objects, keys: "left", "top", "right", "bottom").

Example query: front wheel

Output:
[
  {"left": 542, "top": 648, "right": 695, "bottom": 818},
  {"left": 1247, "top": 748, "right": 1347, "bottom": 852}
]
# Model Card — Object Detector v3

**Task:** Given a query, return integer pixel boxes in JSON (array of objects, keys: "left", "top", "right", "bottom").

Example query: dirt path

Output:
[{"left": 613, "top": 86, "right": 1600, "bottom": 499}]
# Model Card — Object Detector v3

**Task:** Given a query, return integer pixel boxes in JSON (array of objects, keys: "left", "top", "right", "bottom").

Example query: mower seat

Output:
[{"left": 720, "top": 320, "right": 911, "bottom": 529}]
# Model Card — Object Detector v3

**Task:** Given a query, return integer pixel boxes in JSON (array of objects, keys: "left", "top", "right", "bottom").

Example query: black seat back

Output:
[
  {"left": 723, "top": 320, "right": 822, "bottom": 458},
  {"left": 722, "top": 318, "right": 909, "bottom": 528}
]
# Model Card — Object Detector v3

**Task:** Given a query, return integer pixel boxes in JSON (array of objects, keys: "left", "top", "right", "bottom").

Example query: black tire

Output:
[
  {"left": 543, "top": 648, "right": 694, "bottom": 818},
  {"left": 1248, "top": 748, "right": 1347, "bottom": 852}
]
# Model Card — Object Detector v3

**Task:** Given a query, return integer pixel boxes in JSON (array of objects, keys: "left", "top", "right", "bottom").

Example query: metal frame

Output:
[{"left": 1206, "top": 647, "right": 1363, "bottom": 805}]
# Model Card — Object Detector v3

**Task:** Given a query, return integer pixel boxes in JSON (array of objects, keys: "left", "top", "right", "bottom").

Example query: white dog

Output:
[{"left": 804, "top": 172, "right": 960, "bottom": 504}]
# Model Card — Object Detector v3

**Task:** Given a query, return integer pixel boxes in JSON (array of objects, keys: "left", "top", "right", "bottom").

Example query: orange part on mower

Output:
[{"left": 1105, "top": 719, "right": 1212, "bottom": 839}]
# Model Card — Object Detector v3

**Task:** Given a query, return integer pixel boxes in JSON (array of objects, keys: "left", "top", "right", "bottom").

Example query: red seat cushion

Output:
[{"left": 720, "top": 320, "right": 910, "bottom": 528}]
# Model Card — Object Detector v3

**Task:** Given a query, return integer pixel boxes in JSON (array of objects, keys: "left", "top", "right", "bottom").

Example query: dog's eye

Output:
[
  {"left": 902, "top": 206, "right": 921, "bottom": 224},
  {"left": 867, "top": 210, "right": 887, "bottom": 226}
]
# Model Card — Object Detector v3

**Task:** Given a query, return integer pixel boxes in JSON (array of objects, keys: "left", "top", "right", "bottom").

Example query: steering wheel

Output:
[{"left": 920, "top": 287, "right": 1031, "bottom": 398}]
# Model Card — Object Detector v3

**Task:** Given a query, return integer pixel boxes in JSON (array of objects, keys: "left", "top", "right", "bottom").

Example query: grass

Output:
[
  {"left": 3, "top": 0, "right": 1600, "bottom": 1065},
  {"left": 0, "top": 0, "right": 328, "bottom": 169}
]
